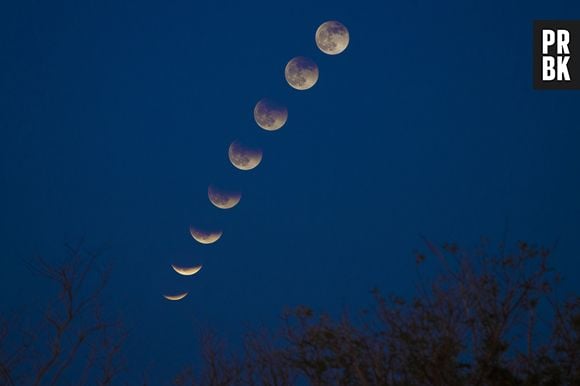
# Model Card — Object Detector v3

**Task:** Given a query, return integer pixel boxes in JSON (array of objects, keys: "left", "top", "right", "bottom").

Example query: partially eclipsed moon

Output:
[
  {"left": 254, "top": 98, "right": 288, "bottom": 131},
  {"left": 228, "top": 140, "right": 263, "bottom": 171},
  {"left": 285, "top": 56, "right": 319, "bottom": 90},
  {"left": 208, "top": 185, "right": 241, "bottom": 209},
  {"left": 315, "top": 21, "right": 349, "bottom": 55},
  {"left": 163, "top": 292, "right": 188, "bottom": 301},
  {"left": 189, "top": 226, "right": 222, "bottom": 244},
  {"left": 171, "top": 264, "right": 202, "bottom": 276}
]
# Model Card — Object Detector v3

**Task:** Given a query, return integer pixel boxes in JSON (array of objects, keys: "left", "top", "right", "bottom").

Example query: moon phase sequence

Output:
[
  {"left": 163, "top": 292, "right": 188, "bottom": 301},
  {"left": 229, "top": 140, "right": 262, "bottom": 171},
  {"left": 208, "top": 185, "right": 241, "bottom": 209},
  {"left": 315, "top": 21, "right": 349, "bottom": 55},
  {"left": 254, "top": 98, "right": 288, "bottom": 131},
  {"left": 171, "top": 264, "right": 202, "bottom": 276},
  {"left": 285, "top": 56, "right": 319, "bottom": 90},
  {"left": 189, "top": 226, "right": 223, "bottom": 244},
  {"left": 165, "top": 20, "right": 349, "bottom": 302}
]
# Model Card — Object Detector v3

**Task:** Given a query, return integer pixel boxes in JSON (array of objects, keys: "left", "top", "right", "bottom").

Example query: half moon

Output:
[
  {"left": 189, "top": 226, "right": 222, "bottom": 244},
  {"left": 285, "top": 56, "right": 319, "bottom": 90},
  {"left": 254, "top": 98, "right": 288, "bottom": 131},
  {"left": 228, "top": 140, "right": 263, "bottom": 171},
  {"left": 171, "top": 264, "right": 202, "bottom": 276},
  {"left": 315, "top": 21, "right": 349, "bottom": 55},
  {"left": 163, "top": 292, "right": 188, "bottom": 301},
  {"left": 208, "top": 185, "right": 241, "bottom": 209}
]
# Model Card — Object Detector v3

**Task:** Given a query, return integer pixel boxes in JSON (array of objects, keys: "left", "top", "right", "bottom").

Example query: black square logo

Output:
[{"left": 534, "top": 20, "right": 580, "bottom": 89}]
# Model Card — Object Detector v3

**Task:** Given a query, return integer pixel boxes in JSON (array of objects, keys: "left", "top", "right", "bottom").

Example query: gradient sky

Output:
[{"left": 1, "top": 0, "right": 579, "bottom": 383}]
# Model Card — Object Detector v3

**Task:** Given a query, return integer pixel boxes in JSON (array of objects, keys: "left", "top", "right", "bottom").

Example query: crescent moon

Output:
[
  {"left": 208, "top": 185, "right": 241, "bottom": 209},
  {"left": 254, "top": 98, "right": 288, "bottom": 131},
  {"left": 171, "top": 264, "right": 202, "bottom": 276},
  {"left": 189, "top": 226, "right": 222, "bottom": 244},
  {"left": 284, "top": 56, "right": 319, "bottom": 90},
  {"left": 228, "top": 140, "right": 263, "bottom": 171},
  {"left": 163, "top": 292, "right": 188, "bottom": 301},
  {"left": 315, "top": 21, "right": 350, "bottom": 55}
]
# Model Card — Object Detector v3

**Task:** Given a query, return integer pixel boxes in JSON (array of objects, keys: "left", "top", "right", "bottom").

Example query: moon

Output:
[
  {"left": 254, "top": 98, "right": 288, "bottom": 131},
  {"left": 285, "top": 56, "right": 319, "bottom": 90},
  {"left": 171, "top": 264, "right": 202, "bottom": 276},
  {"left": 208, "top": 184, "right": 241, "bottom": 209},
  {"left": 228, "top": 140, "right": 262, "bottom": 171},
  {"left": 163, "top": 292, "right": 188, "bottom": 301},
  {"left": 315, "top": 21, "right": 349, "bottom": 55},
  {"left": 189, "top": 226, "right": 222, "bottom": 244}
]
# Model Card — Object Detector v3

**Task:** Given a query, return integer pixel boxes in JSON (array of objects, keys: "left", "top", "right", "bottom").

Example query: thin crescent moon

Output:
[
  {"left": 189, "top": 226, "right": 223, "bottom": 244},
  {"left": 171, "top": 264, "right": 202, "bottom": 276},
  {"left": 163, "top": 292, "right": 188, "bottom": 301}
]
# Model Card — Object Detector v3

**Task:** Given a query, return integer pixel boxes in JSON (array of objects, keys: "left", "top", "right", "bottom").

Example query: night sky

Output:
[{"left": 1, "top": 0, "right": 579, "bottom": 383}]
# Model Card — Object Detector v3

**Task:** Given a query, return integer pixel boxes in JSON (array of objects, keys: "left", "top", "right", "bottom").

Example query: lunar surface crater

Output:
[
  {"left": 316, "top": 20, "right": 349, "bottom": 55},
  {"left": 253, "top": 98, "right": 288, "bottom": 131},
  {"left": 229, "top": 140, "right": 263, "bottom": 171},
  {"left": 285, "top": 56, "right": 319, "bottom": 90}
]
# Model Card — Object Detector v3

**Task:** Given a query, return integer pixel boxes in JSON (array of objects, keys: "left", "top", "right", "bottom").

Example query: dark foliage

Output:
[
  {"left": 1, "top": 240, "right": 578, "bottom": 386},
  {"left": 0, "top": 243, "right": 126, "bottom": 386},
  {"left": 175, "top": 240, "right": 579, "bottom": 386}
]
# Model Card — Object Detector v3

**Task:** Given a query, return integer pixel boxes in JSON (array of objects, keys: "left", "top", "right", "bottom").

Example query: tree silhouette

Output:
[
  {"left": 0, "top": 243, "right": 127, "bottom": 386},
  {"left": 1, "top": 240, "right": 578, "bottom": 385},
  {"left": 174, "top": 240, "right": 579, "bottom": 386}
]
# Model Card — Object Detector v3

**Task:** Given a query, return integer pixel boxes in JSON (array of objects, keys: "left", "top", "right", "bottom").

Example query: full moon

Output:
[
  {"left": 254, "top": 98, "right": 288, "bottom": 131},
  {"left": 228, "top": 140, "right": 262, "bottom": 171},
  {"left": 285, "top": 56, "right": 319, "bottom": 90},
  {"left": 208, "top": 184, "right": 241, "bottom": 209},
  {"left": 163, "top": 292, "right": 188, "bottom": 301},
  {"left": 171, "top": 264, "right": 202, "bottom": 276},
  {"left": 315, "top": 20, "right": 349, "bottom": 55},
  {"left": 189, "top": 226, "right": 222, "bottom": 244}
]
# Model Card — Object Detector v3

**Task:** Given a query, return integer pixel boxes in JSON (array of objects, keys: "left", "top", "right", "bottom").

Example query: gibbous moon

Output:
[
  {"left": 254, "top": 98, "right": 288, "bottom": 131},
  {"left": 189, "top": 226, "right": 222, "bottom": 244},
  {"left": 315, "top": 21, "right": 349, "bottom": 55},
  {"left": 171, "top": 264, "right": 202, "bottom": 276},
  {"left": 208, "top": 184, "right": 241, "bottom": 209},
  {"left": 285, "top": 56, "right": 319, "bottom": 90},
  {"left": 163, "top": 292, "right": 188, "bottom": 301},
  {"left": 228, "top": 140, "right": 262, "bottom": 171}
]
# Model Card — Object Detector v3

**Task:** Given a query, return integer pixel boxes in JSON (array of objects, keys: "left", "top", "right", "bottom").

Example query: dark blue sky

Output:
[{"left": 1, "top": 0, "right": 579, "bottom": 383}]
